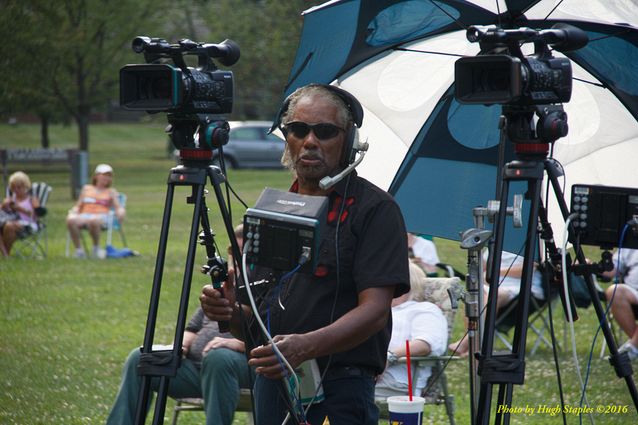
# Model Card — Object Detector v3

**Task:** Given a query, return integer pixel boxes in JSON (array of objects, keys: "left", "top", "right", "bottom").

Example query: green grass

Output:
[{"left": 0, "top": 123, "right": 636, "bottom": 424}]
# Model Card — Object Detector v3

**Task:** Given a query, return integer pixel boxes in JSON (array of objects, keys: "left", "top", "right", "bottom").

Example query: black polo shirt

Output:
[{"left": 240, "top": 171, "right": 409, "bottom": 374}]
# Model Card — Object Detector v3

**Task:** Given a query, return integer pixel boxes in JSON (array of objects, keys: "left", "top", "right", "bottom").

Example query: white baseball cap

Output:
[{"left": 95, "top": 163, "right": 113, "bottom": 174}]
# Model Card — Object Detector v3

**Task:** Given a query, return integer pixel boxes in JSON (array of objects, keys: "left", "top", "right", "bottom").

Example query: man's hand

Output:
[
  {"left": 200, "top": 268, "right": 237, "bottom": 322},
  {"left": 202, "top": 337, "right": 245, "bottom": 354},
  {"left": 248, "top": 334, "right": 312, "bottom": 380}
]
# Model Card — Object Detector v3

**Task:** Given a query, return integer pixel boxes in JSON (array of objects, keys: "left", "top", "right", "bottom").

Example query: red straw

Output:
[{"left": 406, "top": 339, "right": 413, "bottom": 401}]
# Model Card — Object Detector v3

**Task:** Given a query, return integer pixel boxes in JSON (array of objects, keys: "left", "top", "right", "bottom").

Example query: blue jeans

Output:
[
  {"left": 106, "top": 347, "right": 254, "bottom": 425},
  {"left": 253, "top": 372, "right": 378, "bottom": 425}
]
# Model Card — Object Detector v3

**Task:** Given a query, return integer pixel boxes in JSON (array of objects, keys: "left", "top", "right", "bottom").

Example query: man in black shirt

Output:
[{"left": 201, "top": 84, "right": 409, "bottom": 424}]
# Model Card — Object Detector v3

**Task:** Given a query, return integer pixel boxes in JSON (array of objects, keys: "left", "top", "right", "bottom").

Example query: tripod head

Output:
[
  {"left": 502, "top": 103, "right": 568, "bottom": 158},
  {"left": 166, "top": 113, "right": 230, "bottom": 165}
]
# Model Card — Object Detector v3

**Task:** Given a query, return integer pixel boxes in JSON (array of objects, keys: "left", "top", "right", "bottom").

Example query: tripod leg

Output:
[
  {"left": 136, "top": 167, "right": 210, "bottom": 425},
  {"left": 476, "top": 160, "right": 545, "bottom": 425},
  {"left": 207, "top": 166, "right": 244, "bottom": 270},
  {"left": 135, "top": 182, "right": 176, "bottom": 425},
  {"left": 476, "top": 173, "right": 510, "bottom": 424}
]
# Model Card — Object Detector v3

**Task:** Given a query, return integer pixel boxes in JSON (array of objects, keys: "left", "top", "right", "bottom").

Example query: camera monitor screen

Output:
[
  {"left": 243, "top": 188, "right": 328, "bottom": 273},
  {"left": 569, "top": 184, "right": 638, "bottom": 249}
]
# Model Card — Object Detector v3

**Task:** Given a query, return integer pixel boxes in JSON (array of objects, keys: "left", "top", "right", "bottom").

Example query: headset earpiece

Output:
[{"left": 341, "top": 126, "right": 360, "bottom": 168}]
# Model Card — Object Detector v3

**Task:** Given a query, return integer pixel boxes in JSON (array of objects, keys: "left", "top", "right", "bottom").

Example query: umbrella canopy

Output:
[{"left": 283, "top": 0, "right": 638, "bottom": 251}]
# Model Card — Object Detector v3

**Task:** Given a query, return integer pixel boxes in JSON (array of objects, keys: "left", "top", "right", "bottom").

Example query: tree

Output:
[
  {"left": 1, "top": 0, "right": 169, "bottom": 151},
  {"left": 199, "top": 1, "right": 316, "bottom": 120},
  {"left": 0, "top": 0, "right": 324, "bottom": 148},
  {"left": 0, "top": 3, "right": 67, "bottom": 147}
]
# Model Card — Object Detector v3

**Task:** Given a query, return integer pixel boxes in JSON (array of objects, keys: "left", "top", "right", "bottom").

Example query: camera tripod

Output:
[
  {"left": 474, "top": 108, "right": 638, "bottom": 424},
  {"left": 133, "top": 160, "right": 243, "bottom": 425}
]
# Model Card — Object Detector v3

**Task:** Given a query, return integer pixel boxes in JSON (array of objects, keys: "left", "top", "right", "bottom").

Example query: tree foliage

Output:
[
  {"left": 0, "top": 0, "right": 322, "bottom": 149},
  {"left": 187, "top": 0, "right": 313, "bottom": 120},
  {"left": 1, "top": 0, "right": 169, "bottom": 150}
]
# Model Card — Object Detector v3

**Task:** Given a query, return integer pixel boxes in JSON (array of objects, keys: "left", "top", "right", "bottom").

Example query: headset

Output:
[{"left": 271, "top": 84, "right": 368, "bottom": 188}]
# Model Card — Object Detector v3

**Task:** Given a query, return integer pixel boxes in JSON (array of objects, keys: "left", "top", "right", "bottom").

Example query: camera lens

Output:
[
  {"left": 132, "top": 36, "right": 151, "bottom": 53},
  {"left": 135, "top": 73, "right": 171, "bottom": 101}
]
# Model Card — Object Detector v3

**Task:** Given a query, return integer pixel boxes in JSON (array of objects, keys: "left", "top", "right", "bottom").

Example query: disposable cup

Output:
[{"left": 387, "top": 395, "right": 425, "bottom": 425}]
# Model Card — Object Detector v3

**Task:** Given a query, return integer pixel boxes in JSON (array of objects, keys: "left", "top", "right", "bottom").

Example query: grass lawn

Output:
[{"left": 0, "top": 123, "right": 636, "bottom": 424}]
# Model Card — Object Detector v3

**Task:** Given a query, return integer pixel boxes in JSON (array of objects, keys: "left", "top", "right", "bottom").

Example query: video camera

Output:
[
  {"left": 455, "top": 23, "right": 588, "bottom": 106},
  {"left": 119, "top": 36, "right": 240, "bottom": 156}
]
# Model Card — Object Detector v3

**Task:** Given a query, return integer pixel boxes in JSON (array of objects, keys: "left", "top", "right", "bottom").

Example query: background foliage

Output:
[{"left": 0, "top": 0, "right": 318, "bottom": 150}]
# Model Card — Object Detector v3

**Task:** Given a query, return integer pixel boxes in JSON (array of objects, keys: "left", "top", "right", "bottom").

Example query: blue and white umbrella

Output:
[{"left": 283, "top": 0, "right": 638, "bottom": 251}]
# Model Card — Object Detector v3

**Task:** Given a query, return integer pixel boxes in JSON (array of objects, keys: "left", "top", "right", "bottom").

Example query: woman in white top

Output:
[{"left": 375, "top": 262, "right": 448, "bottom": 398}]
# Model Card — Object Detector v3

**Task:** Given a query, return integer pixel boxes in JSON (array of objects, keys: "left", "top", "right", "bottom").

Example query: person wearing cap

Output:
[{"left": 66, "top": 164, "right": 125, "bottom": 259}]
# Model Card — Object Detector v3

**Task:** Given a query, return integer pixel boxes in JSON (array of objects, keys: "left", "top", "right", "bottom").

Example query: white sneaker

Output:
[
  {"left": 74, "top": 249, "right": 86, "bottom": 259},
  {"left": 93, "top": 247, "right": 107, "bottom": 259},
  {"left": 618, "top": 341, "right": 638, "bottom": 361}
]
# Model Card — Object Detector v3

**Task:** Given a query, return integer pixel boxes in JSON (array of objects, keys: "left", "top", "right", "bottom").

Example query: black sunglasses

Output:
[{"left": 281, "top": 121, "right": 345, "bottom": 140}]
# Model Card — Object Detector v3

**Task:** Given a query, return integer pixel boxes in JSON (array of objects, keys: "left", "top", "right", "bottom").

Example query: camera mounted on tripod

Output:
[
  {"left": 455, "top": 23, "right": 588, "bottom": 153},
  {"left": 120, "top": 36, "right": 240, "bottom": 162}
]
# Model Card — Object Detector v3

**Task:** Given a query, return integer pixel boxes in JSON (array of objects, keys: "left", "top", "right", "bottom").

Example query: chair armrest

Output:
[
  {"left": 397, "top": 355, "right": 461, "bottom": 364},
  {"left": 34, "top": 207, "right": 47, "bottom": 218}
]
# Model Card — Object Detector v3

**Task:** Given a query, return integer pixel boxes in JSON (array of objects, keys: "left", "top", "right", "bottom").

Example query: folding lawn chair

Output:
[
  {"left": 494, "top": 290, "right": 559, "bottom": 355},
  {"left": 11, "top": 181, "right": 52, "bottom": 259},
  {"left": 376, "top": 276, "right": 464, "bottom": 425},
  {"left": 65, "top": 191, "right": 128, "bottom": 256}
]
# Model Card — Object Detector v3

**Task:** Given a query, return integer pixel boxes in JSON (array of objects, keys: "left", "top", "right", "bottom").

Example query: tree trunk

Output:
[
  {"left": 77, "top": 110, "right": 90, "bottom": 152},
  {"left": 39, "top": 114, "right": 50, "bottom": 148},
  {"left": 75, "top": 51, "right": 90, "bottom": 152}
]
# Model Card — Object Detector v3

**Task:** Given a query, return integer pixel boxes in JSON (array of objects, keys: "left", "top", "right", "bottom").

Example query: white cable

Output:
[
  {"left": 240, "top": 240, "right": 303, "bottom": 423},
  {"left": 562, "top": 214, "right": 594, "bottom": 424}
]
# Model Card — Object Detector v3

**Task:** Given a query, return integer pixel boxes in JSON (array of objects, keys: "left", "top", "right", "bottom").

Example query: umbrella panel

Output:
[{"left": 289, "top": 0, "right": 638, "bottom": 250}]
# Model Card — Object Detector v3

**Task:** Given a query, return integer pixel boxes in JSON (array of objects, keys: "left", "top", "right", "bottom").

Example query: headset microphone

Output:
[{"left": 319, "top": 135, "right": 369, "bottom": 190}]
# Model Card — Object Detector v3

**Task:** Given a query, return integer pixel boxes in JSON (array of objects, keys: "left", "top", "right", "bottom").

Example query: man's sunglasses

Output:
[{"left": 281, "top": 121, "right": 345, "bottom": 140}]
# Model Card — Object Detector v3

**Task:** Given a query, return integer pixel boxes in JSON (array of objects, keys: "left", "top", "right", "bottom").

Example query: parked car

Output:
[{"left": 170, "top": 121, "right": 286, "bottom": 169}]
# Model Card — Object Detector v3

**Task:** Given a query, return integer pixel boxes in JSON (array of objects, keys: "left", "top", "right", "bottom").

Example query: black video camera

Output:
[
  {"left": 120, "top": 36, "right": 238, "bottom": 114},
  {"left": 120, "top": 36, "right": 240, "bottom": 156},
  {"left": 455, "top": 23, "right": 588, "bottom": 106}
]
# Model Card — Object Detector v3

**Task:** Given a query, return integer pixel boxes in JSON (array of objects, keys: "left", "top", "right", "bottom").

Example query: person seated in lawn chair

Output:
[
  {"left": 107, "top": 231, "right": 253, "bottom": 425},
  {"left": 603, "top": 248, "right": 638, "bottom": 361},
  {"left": 448, "top": 250, "right": 545, "bottom": 357},
  {"left": 106, "top": 307, "right": 254, "bottom": 425},
  {"left": 375, "top": 261, "right": 448, "bottom": 398},
  {"left": 407, "top": 232, "right": 440, "bottom": 275},
  {"left": 66, "top": 163, "right": 125, "bottom": 259},
  {"left": 0, "top": 171, "right": 40, "bottom": 257}
]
